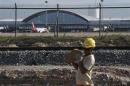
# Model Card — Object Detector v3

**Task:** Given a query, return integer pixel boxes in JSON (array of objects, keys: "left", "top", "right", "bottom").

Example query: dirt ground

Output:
[{"left": 0, "top": 65, "right": 129, "bottom": 86}]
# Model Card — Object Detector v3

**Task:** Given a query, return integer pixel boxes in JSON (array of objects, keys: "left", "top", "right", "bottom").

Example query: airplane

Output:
[
  {"left": 32, "top": 22, "right": 49, "bottom": 33},
  {"left": 0, "top": 26, "right": 14, "bottom": 32},
  {"left": 0, "top": 26, "right": 5, "bottom": 32},
  {"left": 0, "top": 26, "right": 4, "bottom": 30}
]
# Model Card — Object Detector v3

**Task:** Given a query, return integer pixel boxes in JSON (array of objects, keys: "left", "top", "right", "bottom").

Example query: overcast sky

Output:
[
  {"left": 0, "top": 0, "right": 130, "bottom": 20},
  {"left": 1, "top": 0, "right": 130, "bottom": 5}
]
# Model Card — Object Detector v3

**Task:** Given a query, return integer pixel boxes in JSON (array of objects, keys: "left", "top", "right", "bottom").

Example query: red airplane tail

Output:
[{"left": 32, "top": 22, "right": 37, "bottom": 32}]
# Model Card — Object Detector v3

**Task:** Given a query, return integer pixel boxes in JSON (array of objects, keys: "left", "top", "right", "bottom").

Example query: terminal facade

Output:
[{"left": 0, "top": 9, "right": 130, "bottom": 32}]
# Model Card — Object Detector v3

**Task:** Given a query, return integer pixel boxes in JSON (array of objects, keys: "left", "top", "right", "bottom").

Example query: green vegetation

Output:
[{"left": 0, "top": 35, "right": 129, "bottom": 47}]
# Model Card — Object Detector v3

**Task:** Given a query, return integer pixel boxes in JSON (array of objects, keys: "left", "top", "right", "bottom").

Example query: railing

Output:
[{"left": 0, "top": 46, "right": 130, "bottom": 51}]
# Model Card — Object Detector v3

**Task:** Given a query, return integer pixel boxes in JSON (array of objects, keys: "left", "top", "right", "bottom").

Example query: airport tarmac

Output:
[{"left": 0, "top": 32, "right": 130, "bottom": 37}]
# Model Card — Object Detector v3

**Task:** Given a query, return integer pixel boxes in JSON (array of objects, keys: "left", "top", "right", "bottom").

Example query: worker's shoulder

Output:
[{"left": 84, "top": 54, "right": 95, "bottom": 61}]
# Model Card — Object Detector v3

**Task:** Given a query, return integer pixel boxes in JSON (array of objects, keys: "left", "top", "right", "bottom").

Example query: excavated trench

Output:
[{"left": 0, "top": 48, "right": 129, "bottom": 86}]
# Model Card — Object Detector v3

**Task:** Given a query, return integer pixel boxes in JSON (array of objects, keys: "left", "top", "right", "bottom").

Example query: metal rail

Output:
[
  {"left": 0, "top": 6, "right": 130, "bottom": 9},
  {"left": 0, "top": 47, "right": 130, "bottom": 51}
]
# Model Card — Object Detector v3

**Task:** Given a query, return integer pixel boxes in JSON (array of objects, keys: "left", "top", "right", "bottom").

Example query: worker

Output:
[{"left": 72, "top": 38, "right": 96, "bottom": 86}]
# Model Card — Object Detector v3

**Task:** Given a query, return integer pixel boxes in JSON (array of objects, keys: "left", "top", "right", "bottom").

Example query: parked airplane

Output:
[
  {"left": 32, "top": 22, "right": 49, "bottom": 33},
  {"left": 0, "top": 26, "right": 4, "bottom": 30},
  {"left": 0, "top": 26, "right": 14, "bottom": 32}
]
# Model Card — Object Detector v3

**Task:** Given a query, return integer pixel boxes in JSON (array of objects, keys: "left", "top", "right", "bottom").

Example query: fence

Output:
[{"left": 0, "top": 3, "right": 130, "bottom": 37}]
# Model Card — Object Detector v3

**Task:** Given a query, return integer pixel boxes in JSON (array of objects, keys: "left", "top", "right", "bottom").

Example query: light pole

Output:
[
  {"left": 15, "top": 3, "right": 17, "bottom": 38},
  {"left": 45, "top": 0, "right": 48, "bottom": 28},
  {"left": 98, "top": 0, "right": 103, "bottom": 37},
  {"left": 56, "top": 4, "right": 59, "bottom": 37},
  {"left": 99, "top": 2, "right": 101, "bottom": 37}
]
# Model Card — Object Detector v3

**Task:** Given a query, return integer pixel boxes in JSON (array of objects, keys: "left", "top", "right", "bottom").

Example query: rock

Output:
[
  {"left": 8, "top": 44, "right": 18, "bottom": 47},
  {"left": 31, "top": 42, "right": 47, "bottom": 47}
]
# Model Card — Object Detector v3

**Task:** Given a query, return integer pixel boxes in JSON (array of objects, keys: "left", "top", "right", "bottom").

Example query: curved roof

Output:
[{"left": 23, "top": 10, "right": 89, "bottom": 24}]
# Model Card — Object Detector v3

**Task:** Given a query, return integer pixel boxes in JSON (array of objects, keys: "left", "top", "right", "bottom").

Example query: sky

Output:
[
  {"left": 1, "top": 0, "right": 130, "bottom": 5},
  {"left": 0, "top": 0, "right": 130, "bottom": 20}
]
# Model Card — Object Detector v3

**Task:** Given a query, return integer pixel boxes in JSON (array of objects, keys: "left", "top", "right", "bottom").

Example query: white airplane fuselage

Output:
[
  {"left": 32, "top": 22, "right": 49, "bottom": 33},
  {"left": 36, "top": 28, "right": 49, "bottom": 33}
]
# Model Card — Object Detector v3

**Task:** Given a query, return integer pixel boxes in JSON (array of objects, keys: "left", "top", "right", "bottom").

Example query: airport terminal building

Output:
[{"left": 0, "top": 1, "right": 130, "bottom": 32}]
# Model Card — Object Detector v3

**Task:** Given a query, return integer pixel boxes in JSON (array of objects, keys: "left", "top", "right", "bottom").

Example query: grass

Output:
[{"left": 0, "top": 35, "right": 129, "bottom": 47}]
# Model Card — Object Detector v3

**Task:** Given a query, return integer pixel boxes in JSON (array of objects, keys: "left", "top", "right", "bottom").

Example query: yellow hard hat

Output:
[{"left": 84, "top": 38, "right": 96, "bottom": 48}]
